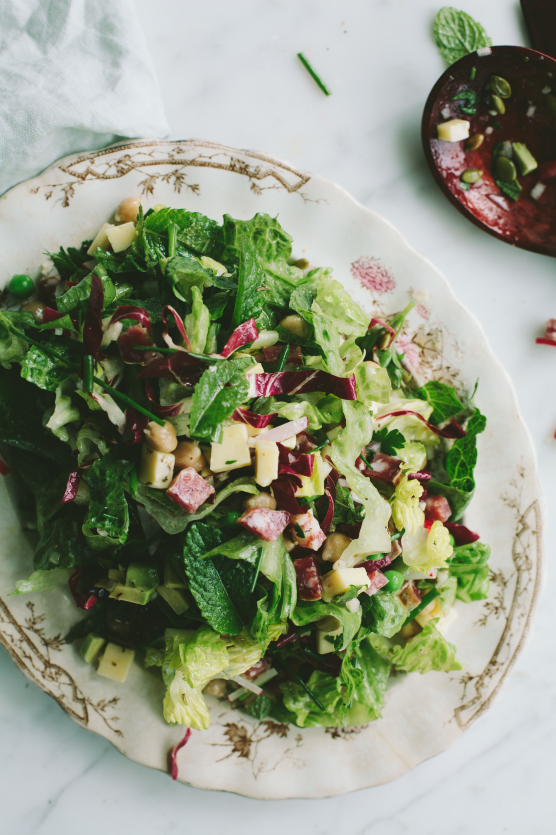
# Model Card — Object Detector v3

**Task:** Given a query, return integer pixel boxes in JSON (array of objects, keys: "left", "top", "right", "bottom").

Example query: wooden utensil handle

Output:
[{"left": 521, "top": 0, "right": 556, "bottom": 61}]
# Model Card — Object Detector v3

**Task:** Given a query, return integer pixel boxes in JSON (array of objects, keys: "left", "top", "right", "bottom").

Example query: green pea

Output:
[
  {"left": 495, "top": 155, "right": 517, "bottom": 182},
  {"left": 461, "top": 168, "right": 483, "bottom": 184},
  {"left": 383, "top": 570, "right": 404, "bottom": 593},
  {"left": 8, "top": 274, "right": 34, "bottom": 299},
  {"left": 492, "top": 94, "right": 505, "bottom": 114},
  {"left": 223, "top": 511, "right": 242, "bottom": 526},
  {"left": 490, "top": 75, "right": 512, "bottom": 98}
]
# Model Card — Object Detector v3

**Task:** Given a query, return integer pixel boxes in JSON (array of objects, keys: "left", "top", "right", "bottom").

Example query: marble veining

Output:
[{"left": 1, "top": 1, "right": 554, "bottom": 832}]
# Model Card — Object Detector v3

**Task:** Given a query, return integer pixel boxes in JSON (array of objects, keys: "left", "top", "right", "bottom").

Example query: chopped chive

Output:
[
  {"left": 391, "top": 528, "right": 404, "bottom": 542},
  {"left": 91, "top": 376, "right": 165, "bottom": 426},
  {"left": 168, "top": 224, "right": 177, "bottom": 258},
  {"left": 297, "top": 52, "right": 331, "bottom": 96},
  {"left": 470, "top": 66, "right": 476, "bottom": 80},
  {"left": 129, "top": 467, "right": 138, "bottom": 495},
  {"left": 359, "top": 451, "right": 373, "bottom": 469},
  {"left": 250, "top": 547, "right": 265, "bottom": 593},
  {"left": 133, "top": 345, "right": 223, "bottom": 362},
  {"left": 275, "top": 344, "right": 290, "bottom": 372},
  {"left": 273, "top": 654, "right": 324, "bottom": 710},
  {"left": 403, "top": 587, "right": 440, "bottom": 625},
  {"left": 83, "top": 355, "right": 94, "bottom": 393}
]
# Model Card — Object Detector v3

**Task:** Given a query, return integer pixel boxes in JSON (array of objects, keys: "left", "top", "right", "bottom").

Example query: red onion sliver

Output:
[
  {"left": 169, "top": 728, "right": 192, "bottom": 781},
  {"left": 263, "top": 417, "right": 309, "bottom": 444},
  {"left": 376, "top": 410, "right": 466, "bottom": 439}
]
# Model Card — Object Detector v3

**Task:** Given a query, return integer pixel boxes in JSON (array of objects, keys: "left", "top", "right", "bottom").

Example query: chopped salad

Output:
[{"left": 0, "top": 200, "right": 490, "bottom": 731}]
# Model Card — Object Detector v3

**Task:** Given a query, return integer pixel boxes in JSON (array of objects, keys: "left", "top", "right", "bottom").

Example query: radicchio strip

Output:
[
  {"left": 60, "top": 469, "right": 83, "bottom": 504},
  {"left": 263, "top": 344, "right": 303, "bottom": 365},
  {"left": 42, "top": 306, "right": 77, "bottom": 336},
  {"left": 169, "top": 728, "right": 192, "bottom": 781},
  {"left": 277, "top": 444, "right": 314, "bottom": 478},
  {"left": 249, "top": 370, "right": 357, "bottom": 400},
  {"left": 68, "top": 569, "right": 97, "bottom": 611},
  {"left": 138, "top": 352, "right": 204, "bottom": 386},
  {"left": 144, "top": 379, "right": 185, "bottom": 417},
  {"left": 319, "top": 474, "right": 336, "bottom": 534},
  {"left": 162, "top": 305, "right": 191, "bottom": 351},
  {"left": 109, "top": 305, "right": 152, "bottom": 335},
  {"left": 231, "top": 407, "right": 277, "bottom": 428},
  {"left": 0, "top": 457, "right": 10, "bottom": 476},
  {"left": 123, "top": 407, "right": 149, "bottom": 443},
  {"left": 376, "top": 410, "right": 466, "bottom": 439},
  {"left": 221, "top": 318, "right": 259, "bottom": 358},
  {"left": 118, "top": 324, "right": 155, "bottom": 364},
  {"left": 360, "top": 553, "right": 394, "bottom": 573},
  {"left": 444, "top": 522, "right": 480, "bottom": 546},
  {"left": 270, "top": 474, "right": 305, "bottom": 515},
  {"left": 536, "top": 319, "right": 556, "bottom": 346},
  {"left": 83, "top": 274, "right": 104, "bottom": 360}
]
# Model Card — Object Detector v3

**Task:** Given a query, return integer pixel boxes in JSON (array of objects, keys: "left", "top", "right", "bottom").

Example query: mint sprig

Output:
[{"left": 434, "top": 7, "right": 492, "bottom": 65}]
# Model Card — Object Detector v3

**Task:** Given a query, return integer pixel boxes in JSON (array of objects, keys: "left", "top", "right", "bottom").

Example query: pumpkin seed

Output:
[
  {"left": 461, "top": 168, "right": 483, "bottom": 184},
  {"left": 495, "top": 155, "right": 517, "bottom": 182},
  {"left": 492, "top": 94, "right": 506, "bottom": 114},
  {"left": 464, "top": 133, "right": 484, "bottom": 151},
  {"left": 490, "top": 76, "right": 512, "bottom": 98}
]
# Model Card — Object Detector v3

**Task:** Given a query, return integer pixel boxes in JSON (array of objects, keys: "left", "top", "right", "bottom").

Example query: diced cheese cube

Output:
[
  {"left": 139, "top": 445, "right": 175, "bottom": 489},
  {"left": 345, "top": 598, "right": 361, "bottom": 614},
  {"left": 316, "top": 626, "right": 343, "bottom": 655},
  {"left": 233, "top": 421, "right": 272, "bottom": 438},
  {"left": 280, "top": 435, "right": 296, "bottom": 450},
  {"left": 246, "top": 362, "right": 264, "bottom": 375},
  {"left": 97, "top": 643, "right": 135, "bottom": 682},
  {"left": 87, "top": 222, "right": 114, "bottom": 256},
  {"left": 255, "top": 439, "right": 279, "bottom": 487},
  {"left": 415, "top": 598, "right": 444, "bottom": 627},
  {"left": 210, "top": 424, "right": 251, "bottom": 473},
  {"left": 322, "top": 567, "right": 370, "bottom": 602},
  {"left": 106, "top": 221, "right": 137, "bottom": 253},
  {"left": 436, "top": 119, "right": 470, "bottom": 142},
  {"left": 295, "top": 453, "right": 325, "bottom": 498}
]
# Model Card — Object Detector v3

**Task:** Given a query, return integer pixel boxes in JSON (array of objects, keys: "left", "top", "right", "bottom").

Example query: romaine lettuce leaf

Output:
[
  {"left": 0, "top": 311, "right": 33, "bottom": 368},
  {"left": 313, "top": 275, "right": 369, "bottom": 337},
  {"left": 82, "top": 448, "right": 133, "bottom": 548},
  {"left": 163, "top": 670, "right": 211, "bottom": 730},
  {"left": 291, "top": 599, "right": 362, "bottom": 650},
  {"left": 145, "top": 208, "right": 222, "bottom": 255},
  {"left": 448, "top": 540, "right": 491, "bottom": 602},
  {"left": 252, "top": 537, "right": 297, "bottom": 643},
  {"left": 415, "top": 380, "right": 463, "bottom": 425},
  {"left": 355, "top": 362, "right": 392, "bottom": 406},
  {"left": 45, "top": 382, "right": 80, "bottom": 443},
  {"left": 10, "top": 567, "right": 73, "bottom": 595},
  {"left": 57, "top": 272, "right": 117, "bottom": 314},
  {"left": 360, "top": 589, "right": 407, "bottom": 638},
  {"left": 372, "top": 622, "right": 463, "bottom": 674},
  {"left": 165, "top": 253, "right": 212, "bottom": 302},
  {"left": 20, "top": 343, "right": 78, "bottom": 392},
  {"left": 184, "top": 285, "right": 210, "bottom": 352},
  {"left": 330, "top": 401, "right": 391, "bottom": 563},
  {"left": 189, "top": 356, "right": 252, "bottom": 443},
  {"left": 445, "top": 408, "right": 486, "bottom": 493},
  {"left": 33, "top": 508, "right": 91, "bottom": 570}
]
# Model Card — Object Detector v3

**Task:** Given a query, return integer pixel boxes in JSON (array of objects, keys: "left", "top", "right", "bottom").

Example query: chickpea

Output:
[
  {"left": 279, "top": 314, "right": 311, "bottom": 339},
  {"left": 144, "top": 420, "right": 178, "bottom": 453},
  {"left": 74, "top": 480, "right": 91, "bottom": 506},
  {"left": 174, "top": 440, "right": 206, "bottom": 473},
  {"left": 115, "top": 196, "right": 142, "bottom": 224},
  {"left": 203, "top": 678, "right": 227, "bottom": 698},
  {"left": 283, "top": 535, "right": 296, "bottom": 553},
  {"left": 243, "top": 492, "right": 277, "bottom": 511},
  {"left": 20, "top": 300, "right": 45, "bottom": 323},
  {"left": 321, "top": 532, "right": 352, "bottom": 563}
]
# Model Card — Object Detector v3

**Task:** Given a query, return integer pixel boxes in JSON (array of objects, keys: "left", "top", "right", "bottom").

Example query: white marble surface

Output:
[{"left": 1, "top": 0, "right": 555, "bottom": 831}]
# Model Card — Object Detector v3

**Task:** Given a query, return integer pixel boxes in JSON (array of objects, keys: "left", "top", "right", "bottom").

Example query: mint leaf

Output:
[
  {"left": 144, "top": 208, "right": 222, "bottom": 256},
  {"left": 333, "top": 585, "right": 362, "bottom": 605},
  {"left": 415, "top": 380, "right": 464, "bottom": 425},
  {"left": 445, "top": 408, "right": 487, "bottom": 493},
  {"left": 20, "top": 343, "right": 78, "bottom": 392},
  {"left": 332, "top": 484, "right": 365, "bottom": 527},
  {"left": 33, "top": 509, "right": 91, "bottom": 570},
  {"left": 245, "top": 695, "right": 272, "bottom": 720},
  {"left": 433, "top": 7, "right": 492, "bottom": 65},
  {"left": 189, "top": 356, "right": 252, "bottom": 443},
  {"left": 371, "top": 427, "right": 406, "bottom": 456},
  {"left": 182, "top": 523, "right": 256, "bottom": 635}
]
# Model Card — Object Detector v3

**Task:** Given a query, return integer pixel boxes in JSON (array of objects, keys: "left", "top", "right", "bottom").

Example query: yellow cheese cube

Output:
[
  {"left": 316, "top": 627, "right": 343, "bottom": 655},
  {"left": 280, "top": 435, "right": 296, "bottom": 450},
  {"left": 436, "top": 119, "right": 470, "bottom": 142},
  {"left": 97, "top": 643, "right": 135, "bottom": 683},
  {"left": 233, "top": 420, "right": 273, "bottom": 438},
  {"left": 255, "top": 439, "right": 279, "bottom": 487},
  {"left": 415, "top": 598, "right": 444, "bottom": 627},
  {"left": 295, "top": 453, "right": 325, "bottom": 498},
  {"left": 246, "top": 362, "right": 264, "bottom": 375},
  {"left": 322, "top": 567, "right": 370, "bottom": 602},
  {"left": 87, "top": 222, "right": 114, "bottom": 256},
  {"left": 210, "top": 424, "right": 251, "bottom": 473},
  {"left": 138, "top": 445, "right": 175, "bottom": 489},
  {"left": 106, "top": 221, "right": 137, "bottom": 253}
]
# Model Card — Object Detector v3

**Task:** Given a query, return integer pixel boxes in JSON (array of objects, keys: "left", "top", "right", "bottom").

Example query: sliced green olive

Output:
[
  {"left": 464, "top": 133, "right": 484, "bottom": 152},
  {"left": 495, "top": 155, "right": 517, "bottom": 182},
  {"left": 492, "top": 94, "right": 506, "bottom": 114},
  {"left": 490, "top": 75, "right": 512, "bottom": 98},
  {"left": 461, "top": 168, "right": 483, "bottom": 184}
]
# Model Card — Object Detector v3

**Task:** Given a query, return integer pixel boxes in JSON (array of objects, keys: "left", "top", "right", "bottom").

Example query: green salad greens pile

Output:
[{"left": 0, "top": 202, "right": 490, "bottom": 731}]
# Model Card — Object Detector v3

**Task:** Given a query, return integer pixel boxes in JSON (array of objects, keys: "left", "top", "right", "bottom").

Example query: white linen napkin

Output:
[{"left": 0, "top": 0, "right": 169, "bottom": 195}]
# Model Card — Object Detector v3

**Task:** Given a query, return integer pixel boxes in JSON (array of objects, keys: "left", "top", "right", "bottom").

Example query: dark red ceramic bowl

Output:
[{"left": 422, "top": 45, "right": 556, "bottom": 257}]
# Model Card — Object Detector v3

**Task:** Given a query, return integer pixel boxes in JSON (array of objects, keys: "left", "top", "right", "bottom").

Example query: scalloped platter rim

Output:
[{"left": 0, "top": 139, "right": 545, "bottom": 799}]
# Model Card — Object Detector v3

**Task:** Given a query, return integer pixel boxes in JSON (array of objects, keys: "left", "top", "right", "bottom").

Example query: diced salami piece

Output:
[
  {"left": 166, "top": 467, "right": 215, "bottom": 512},
  {"left": 424, "top": 495, "right": 451, "bottom": 523},
  {"left": 289, "top": 509, "right": 326, "bottom": 551},
  {"left": 363, "top": 569, "right": 388, "bottom": 596},
  {"left": 367, "top": 452, "right": 402, "bottom": 484},
  {"left": 398, "top": 580, "right": 422, "bottom": 610},
  {"left": 293, "top": 555, "right": 323, "bottom": 601},
  {"left": 238, "top": 507, "right": 291, "bottom": 541},
  {"left": 242, "top": 659, "right": 269, "bottom": 681},
  {"left": 263, "top": 344, "right": 304, "bottom": 365}
]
